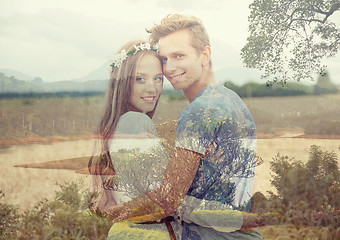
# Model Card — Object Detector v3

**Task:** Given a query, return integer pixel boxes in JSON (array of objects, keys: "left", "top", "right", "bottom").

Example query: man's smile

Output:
[{"left": 168, "top": 72, "right": 186, "bottom": 80}]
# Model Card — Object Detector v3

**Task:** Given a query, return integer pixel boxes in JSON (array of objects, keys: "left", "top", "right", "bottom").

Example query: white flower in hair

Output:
[
  {"left": 133, "top": 42, "right": 151, "bottom": 52},
  {"left": 112, "top": 49, "right": 127, "bottom": 68},
  {"left": 111, "top": 42, "right": 158, "bottom": 68},
  {"left": 119, "top": 50, "right": 127, "bottom": 61},
  {"left": 144, "top": 43, "right": 151, "bottom": 50}
]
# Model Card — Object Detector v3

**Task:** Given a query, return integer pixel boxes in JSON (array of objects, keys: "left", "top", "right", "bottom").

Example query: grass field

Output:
[
  {"left": 242, "top": 94, "right": 340, "bottom": 134},
  {"left": 155, "top": 93, "right": 340, "bottom": 136},
  {"left": 1, "top": 93, "right": 340, "bottom": 144}
]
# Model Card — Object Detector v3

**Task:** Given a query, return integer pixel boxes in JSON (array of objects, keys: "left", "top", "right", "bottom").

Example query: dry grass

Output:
[
  {"left": 153, "top": 93, "right": 340, "bottom": 135},
  {"left": 1, "top": 93, "right": 339, "bottom": 146},
  {"left": 257, "top": 224, "right": 340, "bottom": 240},
  {"left": 243, "top": 94, "right": 340, "bottom": 134}
]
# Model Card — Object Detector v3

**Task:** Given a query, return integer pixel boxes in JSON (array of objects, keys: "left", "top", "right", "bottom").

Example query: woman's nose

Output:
[{"left": 145, "top": 80, "right": 156, "bottom": 92}]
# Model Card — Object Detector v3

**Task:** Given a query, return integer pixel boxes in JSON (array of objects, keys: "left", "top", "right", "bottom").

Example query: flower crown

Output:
[{"left": 110, "top": 42, "right": 158, "bottom": 68}]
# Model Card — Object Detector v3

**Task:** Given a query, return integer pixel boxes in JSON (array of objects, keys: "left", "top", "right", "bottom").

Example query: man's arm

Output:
[
  {"left": 94, "top": 147, "right": 263, "bottom": 230},
  {"left": 98, "top": 147, "right": 201, "bottom": 222}
]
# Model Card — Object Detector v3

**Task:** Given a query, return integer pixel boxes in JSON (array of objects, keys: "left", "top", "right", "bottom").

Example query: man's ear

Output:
[{"left": 201, "top": 46, "right": 211, "bottom": 67}]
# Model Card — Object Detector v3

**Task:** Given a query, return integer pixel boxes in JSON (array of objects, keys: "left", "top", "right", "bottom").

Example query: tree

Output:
[
  {"left": 313, "top": 71, "right": 339, "bottom": 94},
  {"left": 241, "top": 0, "right": 340, "bottom": 84},
  {"left": 32, "top": 77, "right": 43, "bottom": 83}
]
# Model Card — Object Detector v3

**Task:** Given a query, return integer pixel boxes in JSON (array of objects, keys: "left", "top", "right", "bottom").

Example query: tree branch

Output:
[
  {"left": 289, "top": 3, "right": 340, "bottom": 25},
  {"left": 291, "top": 18, "right": 325, "bottom": 24},
  {"left": 312, "top": 2, "right": 340, "bottom": 16}
]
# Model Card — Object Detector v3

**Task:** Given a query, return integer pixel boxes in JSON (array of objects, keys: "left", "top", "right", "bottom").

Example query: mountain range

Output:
[{"left": 0, "top": 65, "right": 265, "bottom": 94}]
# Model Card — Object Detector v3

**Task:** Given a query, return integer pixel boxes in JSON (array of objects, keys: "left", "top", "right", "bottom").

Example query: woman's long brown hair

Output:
[{"left": 88, "top": 40, "right": 162, "bottom": 191}]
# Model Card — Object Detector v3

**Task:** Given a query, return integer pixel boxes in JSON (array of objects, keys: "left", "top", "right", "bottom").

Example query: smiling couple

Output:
[{"left": 89, "top": 14, "right": 263, "bottom": 240}]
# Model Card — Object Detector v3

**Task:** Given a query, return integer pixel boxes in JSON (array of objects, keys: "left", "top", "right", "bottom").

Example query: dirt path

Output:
[{"left": 1, "top": 136, "right": 339, "bottom": 209}]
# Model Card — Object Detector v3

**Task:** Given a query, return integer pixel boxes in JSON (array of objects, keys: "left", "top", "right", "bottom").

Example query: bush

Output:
[
  {"left": 0, "top": 181, "right": 112, "bottom": 239},
  {"left": 266, "top": 145, "right": 340, "bottom": 227},
  {"left": 167, "top": 92, "right": 185, "bottom": 101},
  {"left": 0, "top": 190, "right": 21, "bottom": 239},
  {"left": 313, "top": 72, "right": 339, "bottom": 95},
  {"left": 223, "top": 81, "right": 313, "bottom": 97}
]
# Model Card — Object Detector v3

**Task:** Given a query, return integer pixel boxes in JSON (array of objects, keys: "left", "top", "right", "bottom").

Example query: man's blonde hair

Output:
[{"left": 147, "top": 14, "right": 210, "bottom": 54}]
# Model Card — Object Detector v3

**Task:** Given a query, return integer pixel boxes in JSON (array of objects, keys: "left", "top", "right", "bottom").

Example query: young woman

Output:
[{"left": 89, "top": 41, "right": 175, "bottom": 239}]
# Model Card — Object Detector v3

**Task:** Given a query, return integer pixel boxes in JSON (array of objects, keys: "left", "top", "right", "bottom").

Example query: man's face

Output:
[{"left": 158, "top": 29, "right": 204, "bottom": 91}]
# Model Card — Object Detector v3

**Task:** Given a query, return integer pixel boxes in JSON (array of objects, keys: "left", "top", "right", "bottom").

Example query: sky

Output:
[{"left": 0, "top": 0, "right": 340, "bottom": 84}]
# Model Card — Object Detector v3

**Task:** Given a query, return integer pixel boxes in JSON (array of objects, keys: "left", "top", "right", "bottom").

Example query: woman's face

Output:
[{"left": 130, "top": 54, "right": 163, "bottom": 114}]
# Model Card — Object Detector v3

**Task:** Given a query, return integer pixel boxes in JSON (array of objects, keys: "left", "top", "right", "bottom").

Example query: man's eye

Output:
[
  {"left": 177, "top": 54, "right": 184, "bottom": 58},
  {"left": 162, "top": 58, "right": 167, "bottom": 63}
]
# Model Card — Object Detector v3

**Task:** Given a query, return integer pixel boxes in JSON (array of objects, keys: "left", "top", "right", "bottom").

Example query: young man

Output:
[
  {"left": 99, "top": 14, "right": 263, "bottom": 240},
  {"left": 147, "top": 14, "right": 263, "bottom": 239}
]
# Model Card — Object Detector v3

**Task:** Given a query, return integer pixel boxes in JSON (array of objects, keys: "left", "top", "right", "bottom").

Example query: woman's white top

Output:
[{"left": 109, "top": 111, "right": 169, "bottom": 204}]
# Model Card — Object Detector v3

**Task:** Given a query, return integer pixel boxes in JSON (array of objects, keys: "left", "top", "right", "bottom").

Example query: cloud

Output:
[
  {"left": 0, "top": 7, "right": 156, "bottom": 80},
  {"left": 0, "top": 1, "right": 254, "bottom": 81},
  {"left": 155, "top": 0, "right": 225, "bottom": 11},
  {"left": 123, "top": 0, "right": 227, "bottom": 11},
  {"left": 2, "top": 0, "right": 338, "bottom": 83},
  {"left": 0, "top": 9, "right": 142, "bottom": 58}
]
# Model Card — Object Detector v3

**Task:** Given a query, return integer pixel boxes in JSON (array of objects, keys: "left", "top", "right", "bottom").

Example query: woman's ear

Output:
[{"left": 201, "top": 46, "right": 211, "bottom": 67}]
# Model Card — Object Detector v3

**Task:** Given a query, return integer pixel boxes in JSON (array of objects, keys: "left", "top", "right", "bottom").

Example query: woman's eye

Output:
[
  {"left": 161, "top": 58, "right": 167, "bottom": 63},
  {"left": 154, "top": 76, "right": 163, "bottom": 82},
  {"left": 176, "top": 54, "right": 184, "bottom": 58},
  {"left": 136, "top": 77, "right": 145, "bottom": 82}
]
